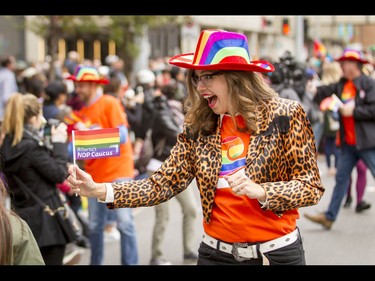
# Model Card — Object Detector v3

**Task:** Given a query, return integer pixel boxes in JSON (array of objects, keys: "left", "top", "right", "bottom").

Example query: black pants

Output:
[
  {"left": 40, "top": 244, "right": 66, "bottom": 265},
  {"left": 197, "top": 232, "right": 306, "bottom": 265}
]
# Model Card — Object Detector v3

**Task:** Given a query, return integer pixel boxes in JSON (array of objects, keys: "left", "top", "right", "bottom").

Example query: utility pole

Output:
[{"left": 295, "top": 16, "right": 304, "bottom": 62}]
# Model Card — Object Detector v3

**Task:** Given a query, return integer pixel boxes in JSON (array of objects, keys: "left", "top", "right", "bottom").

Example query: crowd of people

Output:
[{"left": 1, "top": 28, "right": 375, "bottom": 265}]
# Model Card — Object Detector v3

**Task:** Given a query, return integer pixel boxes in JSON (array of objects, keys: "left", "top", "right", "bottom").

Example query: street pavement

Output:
[{"left": 77, "top": 154, "right": 375, "bottom": 265}]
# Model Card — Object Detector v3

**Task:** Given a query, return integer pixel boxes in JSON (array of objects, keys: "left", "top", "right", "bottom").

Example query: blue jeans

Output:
[
  {"left": 88, "top": 178, "right": 138, "bottom": 265},
  {"left": 325, "top": 145, "right": 375, "bottom": 221},
  {"left": 106, "top": 208, "right": 117, "bottom": 225},
  {"left": 312, "top": 121, "right": 324, "bottom": 151}
]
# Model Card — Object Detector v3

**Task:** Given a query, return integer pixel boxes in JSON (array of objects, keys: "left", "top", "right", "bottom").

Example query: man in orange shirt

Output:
[
  {"left": 67, "top": 65, "right": 138, "bottom": 265},
  {"left": 305, "top": 48, "right": 375, "bottom": 229}
]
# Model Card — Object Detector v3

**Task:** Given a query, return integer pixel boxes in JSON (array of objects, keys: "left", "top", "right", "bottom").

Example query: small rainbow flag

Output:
[
  {"left": 72, "top": 128, "right": 120, "bottom": 160},
  {"left": 320, "top": 94, "right": 343, "bottom": 112},
  {"left": 64, "top": 111, "right": 91, "bottom": 127},
  {"left": 64, "top": 110, "right": 92, "bottom": 142},
  {"left": 313, "top": 39, "right": 327, "bottom": 57}
]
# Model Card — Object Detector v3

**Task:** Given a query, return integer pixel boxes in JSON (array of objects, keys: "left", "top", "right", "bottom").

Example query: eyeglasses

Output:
[{"left": 191, "top": 71, "right": 224, "bottom": 88}]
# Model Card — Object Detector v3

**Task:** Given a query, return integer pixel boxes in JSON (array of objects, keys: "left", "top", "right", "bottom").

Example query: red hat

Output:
[
  {"left": 336, "top": 48, "right": 369, "bottom": 64},
  {"left": 67, "top": 65, "right": 109, "bottom": 84},
  {"left": 169, "top": 29, "right": 274, "bottom": 73}
]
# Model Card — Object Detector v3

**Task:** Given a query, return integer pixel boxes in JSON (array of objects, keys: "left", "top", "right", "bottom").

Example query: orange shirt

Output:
[
  {"left": 78, "top": 94, "right": 134, "bottom": 182},
  {"left": 204, "top": 115, "right": 298, "bottom": 243},
  {"left": 341, "top": 80, "right": 357, "bottom": 145}
]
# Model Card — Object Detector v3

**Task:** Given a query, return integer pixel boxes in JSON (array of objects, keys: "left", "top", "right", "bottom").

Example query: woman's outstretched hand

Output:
[{"left": 66, "top": 164, "right": 102, "bottom": 198}]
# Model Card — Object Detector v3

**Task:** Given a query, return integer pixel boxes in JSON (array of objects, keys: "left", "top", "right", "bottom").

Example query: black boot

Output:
[
  {"left": 343, "top": 196, "right": 352, "bottom": 208},
  {"left": 356, "top": 201, "right": 371, "bottom": 213}
]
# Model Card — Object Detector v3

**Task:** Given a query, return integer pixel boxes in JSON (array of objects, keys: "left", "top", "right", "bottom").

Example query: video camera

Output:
[{"left": 270, "top": 51, "right": 308, "bottom": 99}]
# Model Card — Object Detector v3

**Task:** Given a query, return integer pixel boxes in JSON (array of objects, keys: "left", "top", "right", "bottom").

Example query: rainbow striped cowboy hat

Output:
[
  {"left": 67, "top": 65, "right": 109, "bottom": 84},
  {"left": 169, "top": 29, "right": 274, "bottom": 73},
  {"left": 336, "top": 48, "right": 369, "bottom": 64}
]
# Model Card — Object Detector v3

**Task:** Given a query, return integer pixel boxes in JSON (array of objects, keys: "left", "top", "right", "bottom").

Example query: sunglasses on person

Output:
[{"left": 191, "top": 71, "right": 224, "bottom": 88}]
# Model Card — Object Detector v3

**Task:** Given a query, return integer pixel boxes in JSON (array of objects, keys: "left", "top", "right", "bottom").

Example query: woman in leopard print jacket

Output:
[{"left": 67, "top": 29, "right": 324, "bottom": 265}]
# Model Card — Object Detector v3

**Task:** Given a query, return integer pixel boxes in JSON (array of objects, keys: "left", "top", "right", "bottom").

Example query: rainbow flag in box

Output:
[
  {"left": 72, "top": 128, "right": 120, "bottom": 160},
  {"left": 320, "top": 94, "right": 344, "bottom": 113},
  {"left": 313, "top": 39, "right": 327, "bottom": 57}
]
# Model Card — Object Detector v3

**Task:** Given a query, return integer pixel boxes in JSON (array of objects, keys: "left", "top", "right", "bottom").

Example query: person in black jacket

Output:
[
  {"left": 304, "top": 48, "right": 375, "bottom": 230},
  {"left": 147, "top": 82, "right": 199, "bottom": 265},
  {"left": 129, "top": 69, "right": 158, "bottom": 177},
  {"left": 0, "top": 93, "right": 71, "bottom": 265}
]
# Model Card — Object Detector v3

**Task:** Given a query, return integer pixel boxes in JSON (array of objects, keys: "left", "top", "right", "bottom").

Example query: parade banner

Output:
[{"left": 72, "top": 128, "right": 120, "bottom": 160}]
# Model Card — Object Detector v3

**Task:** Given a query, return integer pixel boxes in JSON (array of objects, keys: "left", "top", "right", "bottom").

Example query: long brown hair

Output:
[
  {"left": 184, "top": 70, "right": 278, "bottom": 136},
  {"left": 1, "top": 93, "right": 41, "bottom": 146},
  {"left": 0, "top": 170, "right": 13, "bottom": 264}
]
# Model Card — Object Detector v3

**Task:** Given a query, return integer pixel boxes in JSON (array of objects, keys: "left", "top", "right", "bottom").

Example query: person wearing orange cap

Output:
[
  {"left": 66, "top": 65, "right": 139, "bottom": 265},
  {"left": 305, "top": 48, "right": 375, "bottom": 230},
  {"left": 65, "top": 29, "right": 324, "bottom": 265}
]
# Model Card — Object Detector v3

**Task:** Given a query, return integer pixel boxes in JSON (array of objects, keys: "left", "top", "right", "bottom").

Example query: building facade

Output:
[{"left": 2, "top": 16, "right": 375, "bottom": 73}]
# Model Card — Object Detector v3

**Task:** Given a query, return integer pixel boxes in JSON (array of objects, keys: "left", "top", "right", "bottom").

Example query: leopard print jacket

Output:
[{"left": 108, "top": 97, "right": 325, "bottom": 223}]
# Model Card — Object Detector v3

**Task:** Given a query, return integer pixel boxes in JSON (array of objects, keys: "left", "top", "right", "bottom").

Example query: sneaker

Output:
[
  {"left": 304, "top": 212, "right": 333, "bottom": 230},
  {"left": 104, "top": 227, "right": 120, "bottom": 241},
  {"left": 356, "top": 201, "right": 371, "bottom": 213},
  {"left": 63, "top": 244, "right": 84, "bottom": 265},
  {"left": 149, "top": 258, "right": 173, "bottom": 265}
]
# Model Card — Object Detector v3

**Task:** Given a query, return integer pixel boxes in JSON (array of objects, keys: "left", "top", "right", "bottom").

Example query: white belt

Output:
[{"left": 202, "top": 228, "right": 299, "bottom": 262}]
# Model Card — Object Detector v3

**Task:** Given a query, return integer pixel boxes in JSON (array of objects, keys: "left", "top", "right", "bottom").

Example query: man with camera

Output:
[{"left": 269, "top": 51, "right": 323, "bottom": 144}]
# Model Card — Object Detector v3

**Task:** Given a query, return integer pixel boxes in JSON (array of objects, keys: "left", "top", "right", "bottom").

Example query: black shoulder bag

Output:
[{"left": 13, "top": 175, "right": 83, "bottom": 244}]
